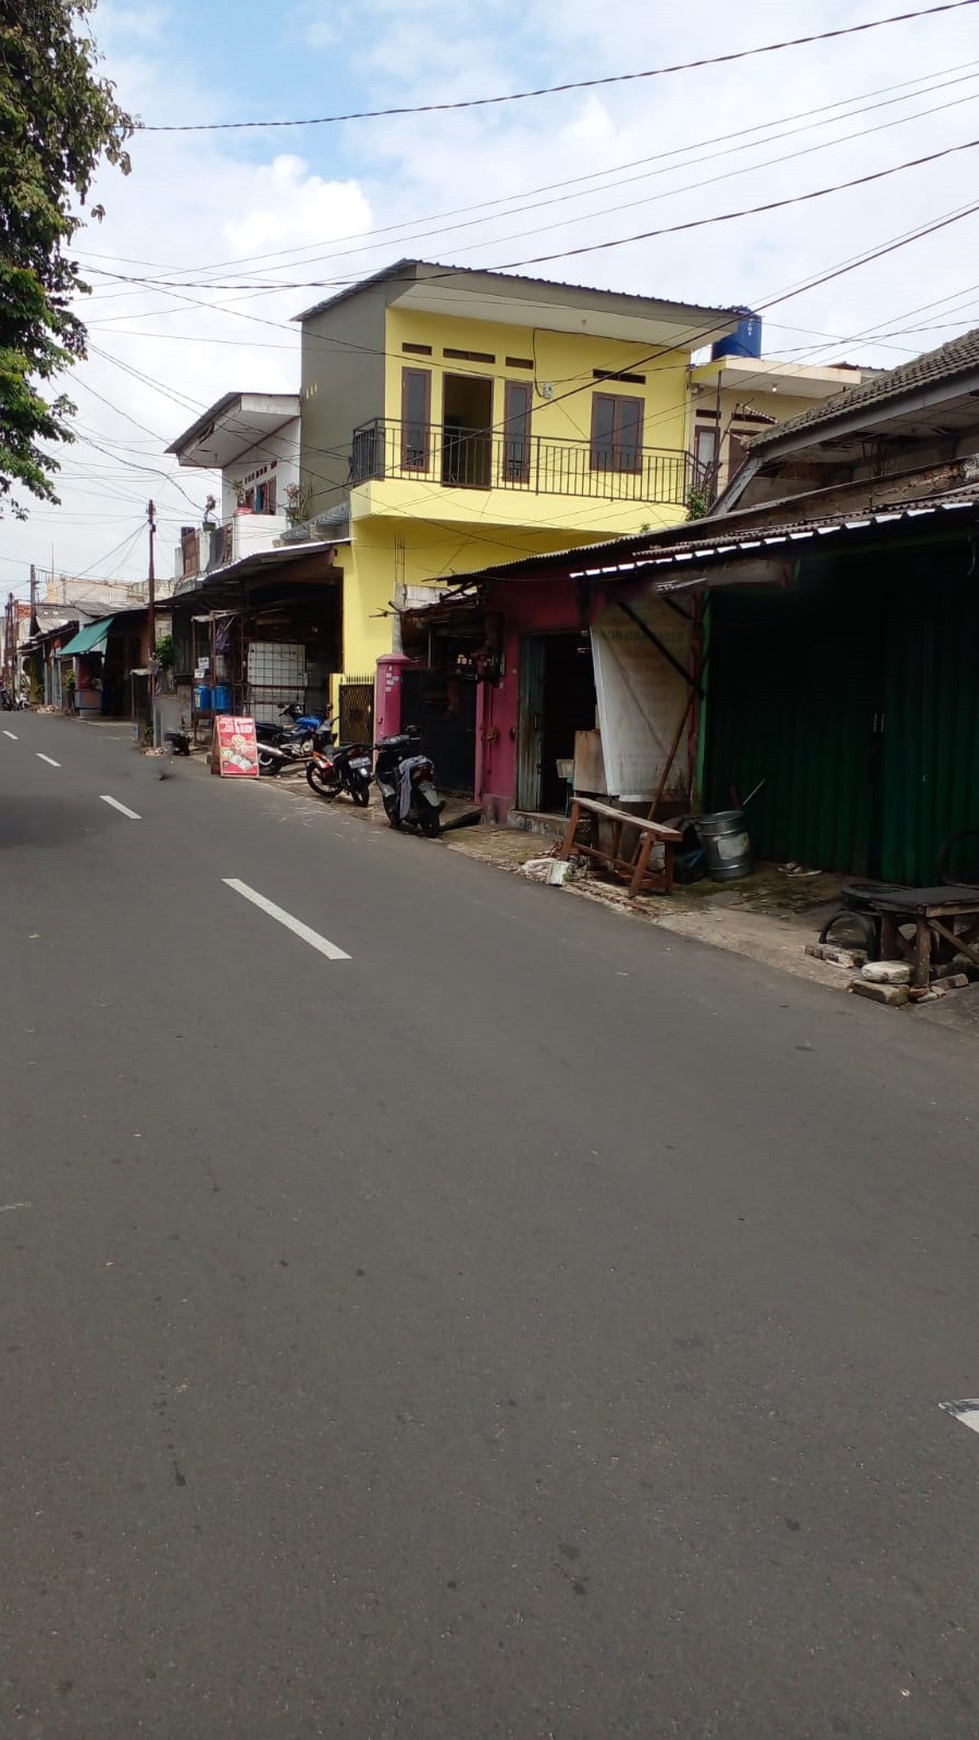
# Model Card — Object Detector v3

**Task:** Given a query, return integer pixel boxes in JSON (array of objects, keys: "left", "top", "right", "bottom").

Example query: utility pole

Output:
[
  {"left": 147, "top": 500, "right": 157, "bottom": 746},
  {"left": 29, "top": 565, "right": 36, "bottom": 703},
  {"left": 4, "top": 592, "right": 13, "bottom": 691}
]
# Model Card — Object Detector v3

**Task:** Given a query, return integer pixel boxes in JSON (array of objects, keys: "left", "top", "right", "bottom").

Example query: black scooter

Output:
[
  {"left": 306, "top": 722, "right": 372, "bottom": 806},
  {"left": 374, "top": 727, "right": 443, "bottom": 836}
]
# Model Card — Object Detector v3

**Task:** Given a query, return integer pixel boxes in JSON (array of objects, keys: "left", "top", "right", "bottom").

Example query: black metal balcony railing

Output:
[{"left": 350, "top": 418, "right": 699, "bottom": 506}]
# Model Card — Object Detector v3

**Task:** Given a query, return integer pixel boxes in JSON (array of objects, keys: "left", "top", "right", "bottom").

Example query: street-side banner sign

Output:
[{"left": 211, "top": 714, "right": 260, "bottom": 778}]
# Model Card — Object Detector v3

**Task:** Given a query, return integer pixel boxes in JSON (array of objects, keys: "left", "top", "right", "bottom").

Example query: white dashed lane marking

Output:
[
  {"left": 3, "top": 730, "right": 17, "bottom": 740},
  {"left": 36, "top": 753, "right": 60, "bottom": 767},
  {"left": 941, "top": 1400, "right": 979, "bottom": 1436},
  {"left": 100, "top": 795, "right": 141, "bottom": 820},
  {"left": 223, "top": 879, "right": 351, "bottom": 961}
]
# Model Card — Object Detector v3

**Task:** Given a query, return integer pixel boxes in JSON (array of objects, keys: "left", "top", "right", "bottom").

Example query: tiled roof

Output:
[{"left": 747, "top": 325, "right": 979, "bottom": 451}]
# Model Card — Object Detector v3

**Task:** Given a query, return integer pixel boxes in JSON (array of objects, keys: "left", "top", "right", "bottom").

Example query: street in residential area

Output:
[{"left": 2, "top": 714, "right": 979, "bottom": 1738}]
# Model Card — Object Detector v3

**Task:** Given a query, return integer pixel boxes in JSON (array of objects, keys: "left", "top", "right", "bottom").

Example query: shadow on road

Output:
[{"left": 0, "top": 794, "right": 113, "bottom": 850}]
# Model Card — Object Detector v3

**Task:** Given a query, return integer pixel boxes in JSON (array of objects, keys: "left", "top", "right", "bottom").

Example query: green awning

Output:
[{"left": 59, "top": 617, "right": 115, "bottom": 657}]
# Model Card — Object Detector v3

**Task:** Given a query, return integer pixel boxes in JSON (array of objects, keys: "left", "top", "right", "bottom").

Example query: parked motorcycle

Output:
[
  {"left": 306, "top": 724, "right": 372, "bottom": 806},
  {"left": 256, "top": 703, "right": 333, "bottom": 775},
  {"left": 373, "top": 726, "right": 443, "bottom": 836},
  {"left": 255, "top": 701, "right": 329, "bottom": 749}
]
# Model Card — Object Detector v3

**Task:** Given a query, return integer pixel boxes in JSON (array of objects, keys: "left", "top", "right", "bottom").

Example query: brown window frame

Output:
[
  {"left": 694, "top": 423, "right": 718, "bottom": 479},
  {"left": 502, "top": 379, "right": 533, "bottom": 483},
  {"left": 401, "top": 367, "right": 432, "bottom": 472},
  {"left": 590, "top": 391, "right": 644, "bottom": 475},
  {"left": 727, "top": 430, "right": 751, "bottom": 475}
]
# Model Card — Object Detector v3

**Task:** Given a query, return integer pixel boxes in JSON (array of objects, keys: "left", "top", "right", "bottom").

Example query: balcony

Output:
[
  {"left": 350, "top": 418, "right": 699, "bottom": 507},
  {"left": 175, "top": 510, "right": 290, "bottom": 585}
]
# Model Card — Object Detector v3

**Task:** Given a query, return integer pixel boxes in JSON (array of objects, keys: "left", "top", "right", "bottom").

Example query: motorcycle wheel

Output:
[
  {"left": 351, "top": 777, "right": 371, "bottom": 808},
  {"left": 258, "top": 748, "right": 279, "bottom": 776},
  {"left": 419, "top": 803, "right": 441, "bottom": 839},
  {"left": 383, "top": 793, "right": 402, "bottom": 829},
  {"left": 306, "top": 763, "right": 337, "bottom": 798}
]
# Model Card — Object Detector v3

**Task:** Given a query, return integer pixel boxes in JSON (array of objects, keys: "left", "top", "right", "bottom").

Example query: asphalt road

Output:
[{"left": 2, "top": 714, "right": 979, "bottom": 1740}]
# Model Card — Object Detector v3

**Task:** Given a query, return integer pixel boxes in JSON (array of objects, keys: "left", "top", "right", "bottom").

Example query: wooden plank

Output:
[
  {"left": 557, "top": 799, "right": 582, "bottom": 862},
  {"left": 930, "top": 917, "right": 979, "bottom": 969},
  {"left": 629, "top": 829, "right": 656, "bottom": 899},
  {"left": 913, "top": 918, "right": 932, "bottom": 988},
  {"left": 571, "top": 794, "right": 682, "bottom": 840}
]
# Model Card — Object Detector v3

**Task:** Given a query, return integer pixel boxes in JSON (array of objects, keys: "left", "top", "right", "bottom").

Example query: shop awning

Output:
[{"left": 59, "top": 617, "right": 114, "bottom": 657}]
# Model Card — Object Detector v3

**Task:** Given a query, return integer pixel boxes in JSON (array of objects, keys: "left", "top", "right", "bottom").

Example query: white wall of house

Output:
[{"left": 219, "top": 419, "right": 300, "bottom": 522}]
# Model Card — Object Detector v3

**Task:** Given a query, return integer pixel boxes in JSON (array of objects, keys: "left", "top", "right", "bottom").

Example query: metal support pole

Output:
[{"left": 147, "top": 499, "right": 157, "bottom": 746}]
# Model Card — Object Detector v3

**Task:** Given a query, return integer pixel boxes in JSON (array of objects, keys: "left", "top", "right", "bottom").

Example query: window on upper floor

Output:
[
  {"left": 401, "top": 368, "right": 432, "bottom": 471},
  {"left": 694, "top": 423, "right": 718, "bottom": 482},
  {"left": 502, "top": 380, "right": 533, "bottom": 483},
  {"left": 591, "top": 392, "right": 643, "bottom": 474},
  {"left": 252, "top": 477, "right": 277, "bottom": 514}
]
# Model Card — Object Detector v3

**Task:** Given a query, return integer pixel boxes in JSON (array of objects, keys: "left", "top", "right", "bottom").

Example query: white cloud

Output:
[
  {"left": 221, "top": 156, "right": 371, "bottom": 259},
  {"left": 5, "top": 0, "right": 979, "bottom": 590}
]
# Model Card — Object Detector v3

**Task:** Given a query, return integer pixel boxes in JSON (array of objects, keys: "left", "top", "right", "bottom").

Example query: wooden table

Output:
[
  {"left": 859, "top": 884, "right": 979, "bottom": 986},
  {"left": 556, "top": 795, "right": 682, "bottom": 898}
]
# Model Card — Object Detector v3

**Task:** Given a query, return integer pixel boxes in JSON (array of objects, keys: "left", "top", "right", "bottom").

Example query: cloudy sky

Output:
[{"left": 6, "top": 0, "right": 979, "bottom": 593}]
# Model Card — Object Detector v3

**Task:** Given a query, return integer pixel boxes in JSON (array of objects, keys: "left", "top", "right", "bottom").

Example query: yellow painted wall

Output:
[
  {"left": 335, "top": 305, "right": 702, "bottom": 686},
  {"left": 385, "top": 306, "right": 691, "bottom": 451},
  {"left": 336, "top": 516, "right": 643, "bottom": 682},
  {"left": 369, "top": 306, "right": 694, "bottom": 533}
]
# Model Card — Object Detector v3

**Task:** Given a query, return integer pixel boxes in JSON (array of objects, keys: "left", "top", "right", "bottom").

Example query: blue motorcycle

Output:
[{"left": 256, "top": 702, "right": 332, "bottom": 775}]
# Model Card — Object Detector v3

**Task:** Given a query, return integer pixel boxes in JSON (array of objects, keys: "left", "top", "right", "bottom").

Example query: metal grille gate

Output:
[{"left": 338, "top": 676, "right": 374, "bottom": 746}]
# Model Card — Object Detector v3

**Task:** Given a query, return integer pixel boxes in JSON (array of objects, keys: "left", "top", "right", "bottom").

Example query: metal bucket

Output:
[{"left": 696, "top": 809, "right": 753, "bottom": 882}]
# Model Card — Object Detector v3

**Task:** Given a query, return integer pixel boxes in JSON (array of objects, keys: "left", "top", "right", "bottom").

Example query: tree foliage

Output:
[{"left": 0, "top": 0, "right": 133, "bottom": 515}]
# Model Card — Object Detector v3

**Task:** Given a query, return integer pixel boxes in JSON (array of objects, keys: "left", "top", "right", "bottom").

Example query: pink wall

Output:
[{"left": 479, "top": 577, "right": 591, "bottom": 823}]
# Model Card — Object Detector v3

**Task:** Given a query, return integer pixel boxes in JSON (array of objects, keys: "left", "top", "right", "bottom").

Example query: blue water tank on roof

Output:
[{"left": 711, "top": 311, "right": 763, "bottom": 361}]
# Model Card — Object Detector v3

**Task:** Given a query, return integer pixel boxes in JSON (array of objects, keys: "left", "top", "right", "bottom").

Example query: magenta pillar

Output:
[{"left": 375, "top": 654, "right": 411, "bottom": 740}]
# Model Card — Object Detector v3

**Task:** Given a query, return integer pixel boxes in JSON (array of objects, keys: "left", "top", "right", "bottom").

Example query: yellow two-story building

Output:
[
  {"left": 166, "top": 262, "right": 866, "bottom": 758},
  {"left": 295, "top": 259, "right": 744, "bottom": 683}
]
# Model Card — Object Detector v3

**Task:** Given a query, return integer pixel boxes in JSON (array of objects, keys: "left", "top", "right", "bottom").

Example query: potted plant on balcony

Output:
[
  {"left": 285, "top": 480, "right": 311, "bottom": 525},
  {"left": 231, "top": 479, "right": 251, "bottom": 515},
  {"left": 202, "top": 493, "right": 217, "bottom": 532}
]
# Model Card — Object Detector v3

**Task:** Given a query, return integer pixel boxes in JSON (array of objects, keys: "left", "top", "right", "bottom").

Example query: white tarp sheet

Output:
[{"left": 590, "top": 595, "right": 693, "bottom": 801}]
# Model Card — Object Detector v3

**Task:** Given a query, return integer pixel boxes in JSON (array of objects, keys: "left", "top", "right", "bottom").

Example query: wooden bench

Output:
[{"left": 556, "top": 795, "right": 682, "bottom": 899}]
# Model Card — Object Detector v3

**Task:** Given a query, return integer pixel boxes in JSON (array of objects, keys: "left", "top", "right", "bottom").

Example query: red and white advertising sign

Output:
[{"left": 211, "top": 714, "right": 260, "bottom": 778}]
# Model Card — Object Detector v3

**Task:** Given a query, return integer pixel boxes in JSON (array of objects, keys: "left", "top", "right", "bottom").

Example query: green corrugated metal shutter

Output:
[
  {"left": 705, "top": 573, "right": 876, "bottom": 874},
  {"left": 879, "top": 549, "right": 979, "bottom": 884},
  {"left": 705, "top": 537, "right": 979, "bottom": 885}
]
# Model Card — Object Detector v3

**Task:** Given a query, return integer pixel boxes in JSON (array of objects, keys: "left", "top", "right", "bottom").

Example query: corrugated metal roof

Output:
[
  {"left": 745, "top": 325, "right": 979, "bottom": 452},
  {"left": 294, "top": 256, "right": 743, "bottom": 327},
  {"left": 570, "top": 490, "right": 979, "bottom": 584},
  {"left": 452, "top": 486, "right": 979, "bottom": 590},
  {"left": 172, "top": 539, "right": 345, "bottom": 600},
  {"left": 31, "top": 603, "right": 98, "bottom": 632}
]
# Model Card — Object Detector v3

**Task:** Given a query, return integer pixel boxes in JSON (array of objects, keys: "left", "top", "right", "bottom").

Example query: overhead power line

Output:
[
  {"left": 140, "top": 0, "right": 979, "bottom": 132},
  {"left": 88, "top": 74, "right": 979, "bottom": 303},
  {"left": 84, "top": 134, "right": 979, "bottom": 290},
  {"left": 80, "top": 56, "right": 979, "bottom": 295},
  {"left": 495, "top": 134, "right": 979, "bottom": 270}
]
